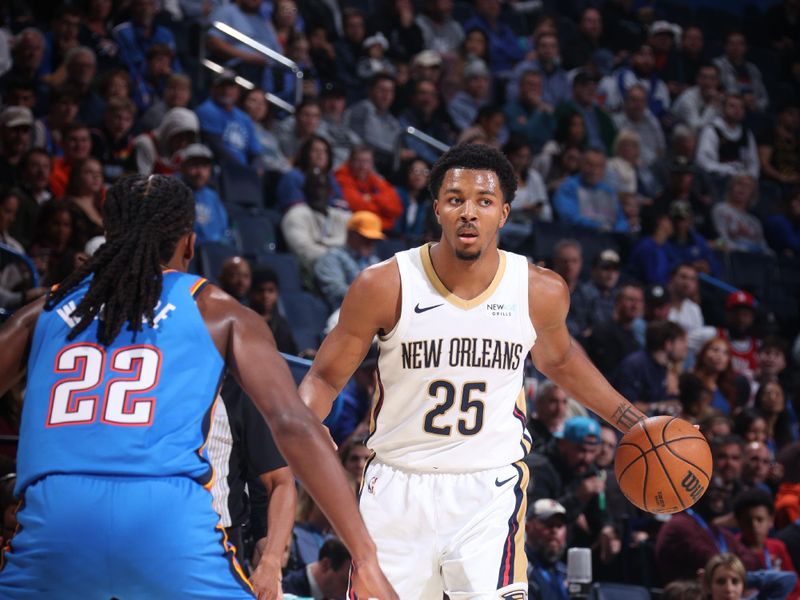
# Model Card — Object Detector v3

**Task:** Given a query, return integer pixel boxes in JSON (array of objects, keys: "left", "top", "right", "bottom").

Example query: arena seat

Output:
[
  {"left": 196, "top": 241, "right": 238, "bottom": 283},
  {"left": 375, "top": 238, "right": 408, "bottom": 261},
  {"left": 255, "top": 252, "right": 302, "bottom": 293},
  {"left": 233, "top": 212, "right": 277, "bottom": 260},
  {"left": 280, "top": 291, "right": 329, "bottom": 351},
  {"left": 219, "top": 159, "right": 263, "bottom": 208},
  {"left": 591, "top": 582, "right": 651, "bottom": 600}
]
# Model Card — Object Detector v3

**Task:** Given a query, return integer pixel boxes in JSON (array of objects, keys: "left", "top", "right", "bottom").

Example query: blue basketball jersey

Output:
[{"left": 15, "top": 271, "right": 225, "bottom": 496}]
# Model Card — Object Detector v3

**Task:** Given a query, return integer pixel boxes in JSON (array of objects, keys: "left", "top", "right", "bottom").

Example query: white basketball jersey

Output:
[{"left": 370, "top": 244, "right": 537, "bottom": 472}]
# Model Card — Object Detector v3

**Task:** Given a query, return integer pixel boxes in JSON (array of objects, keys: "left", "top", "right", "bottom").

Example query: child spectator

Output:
[{"left": 248, "top": 267, "right": 298, "bottom": 356}]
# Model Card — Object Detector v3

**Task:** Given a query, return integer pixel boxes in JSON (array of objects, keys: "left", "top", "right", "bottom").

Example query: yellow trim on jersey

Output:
[
  {"left": 516, "top": 389, "right": 532, "bottom": 454},
  {"left": 420, "top": 243, "right": 507, "bottom": 310},
  {"left": 513, "top": 461, "right": 530, "bottom": 584}
]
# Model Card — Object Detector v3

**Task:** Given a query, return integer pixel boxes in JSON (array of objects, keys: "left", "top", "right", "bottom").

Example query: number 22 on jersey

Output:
[{"left": 47, "top": 343, "right": 162, "bottom": 427}]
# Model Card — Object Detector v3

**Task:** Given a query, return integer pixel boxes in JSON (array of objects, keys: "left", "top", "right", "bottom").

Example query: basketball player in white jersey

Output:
[{"left": 300, "top": 144, "right": 647, "bottom": 599}]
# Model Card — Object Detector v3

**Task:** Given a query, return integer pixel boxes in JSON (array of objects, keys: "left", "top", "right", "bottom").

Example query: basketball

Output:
[{"left": 615, "top": 416, "right": 712, "bottom": 514}]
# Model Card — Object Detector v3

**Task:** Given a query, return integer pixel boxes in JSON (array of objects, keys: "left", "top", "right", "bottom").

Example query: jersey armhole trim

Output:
[
  {"left": 190, "top": 277, "right": 210, "bottom": 299},
  {"left": 378, "top": 259, "right": 404, "bottom": 343}
]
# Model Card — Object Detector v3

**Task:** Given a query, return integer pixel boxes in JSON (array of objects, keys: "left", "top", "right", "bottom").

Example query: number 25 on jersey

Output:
[{"left": 47, "top": 343, "right": 162, "bottom": 427}]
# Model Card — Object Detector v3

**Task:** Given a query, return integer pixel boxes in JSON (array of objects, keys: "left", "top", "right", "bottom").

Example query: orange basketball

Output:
[{"left": 614, "top": 415, "right": 712, "bottom": 514}]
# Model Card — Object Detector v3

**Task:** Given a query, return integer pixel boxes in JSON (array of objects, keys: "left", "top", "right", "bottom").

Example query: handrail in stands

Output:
[
  {"left": 202, "top": 59, "right": 295, "bottom": 114},
  {"left": 209, "top": 21, "right": 303, "bottom": 106},
  {"left": 698, "top": 272, "right": 758, "bottom": 306},
  {"left": 405, "top": 126, "right": 450, "bottom": 154}
]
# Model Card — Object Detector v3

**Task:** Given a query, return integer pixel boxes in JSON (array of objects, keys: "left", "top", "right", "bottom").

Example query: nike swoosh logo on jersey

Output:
[
  {"left": 414, "top": 302, "right": 444, "bottom": 314},
  {"left": 495, "top": 475, "right": 515, "bottom": 487}
]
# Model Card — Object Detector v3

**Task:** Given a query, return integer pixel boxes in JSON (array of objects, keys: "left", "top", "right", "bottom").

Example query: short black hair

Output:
[
  {"left": 711, "top": 434, "right": 745, "bottom": 453},
  {"left": 251, "top": 267, "right": 279, "bottom": 289},
  {"left": 733, "top": 488, "right": 774, "bottom": 518},
  {"left": 428, "top": 143, "right": 517, "bottom": 205},
  {"left": 645, "top": 320, "right": 685, "bottom": 352},
  {"left": 318, "top": 537, "right": 351, "bottom": 571}
]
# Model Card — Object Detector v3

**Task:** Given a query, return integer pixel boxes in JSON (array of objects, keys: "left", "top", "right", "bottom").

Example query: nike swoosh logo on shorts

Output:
[
  {"left": 414, "top": 302, "right": 444, "bottom": 314},
  {"left": 495, "top": 476, "right": 515, "bottom": 487}
]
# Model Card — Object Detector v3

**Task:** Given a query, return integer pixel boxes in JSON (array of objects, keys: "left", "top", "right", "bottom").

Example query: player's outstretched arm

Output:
[
  {"left": 527, "top": 266, "right": 646, "bottom": 433},
  {"left": 0, "top": 297, "right": 45, "bottom": 397},
  {"left": 299, "top": 260, "right": 400, "bottom": 420},
  {"left": 197, "top": 285, "right": 397, "bottom": 599}
]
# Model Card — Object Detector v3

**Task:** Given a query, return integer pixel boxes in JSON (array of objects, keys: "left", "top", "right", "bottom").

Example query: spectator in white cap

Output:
[
  {"left": 525, "top": 498, "right": 569, "bottom": 600},
  {"left": 357, "top": 32, "right": 394, "bottom": 80},
  {"left": 178, "top": 143, "right": 232, "bottom": 246},
  {"left": 0, "top": 106, "right": 34, "bottom": 183},
  {"left": 648, "top": 21, "right": 684, "bottom": 97},
  {"left": 132, "top": 106, "right": 199, "bottom": 176},
  {"left": 447, "top": 58, "right": 492, "bottom": 132}
]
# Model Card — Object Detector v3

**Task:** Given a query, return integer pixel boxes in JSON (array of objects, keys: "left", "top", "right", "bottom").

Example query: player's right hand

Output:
[{"left": 351, "top": 555, "right": 399, "bottom": 600}]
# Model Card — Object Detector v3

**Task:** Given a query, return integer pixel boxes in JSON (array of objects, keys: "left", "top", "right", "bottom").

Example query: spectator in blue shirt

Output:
[
  {"left": 526, "top": 499, "right": 569, "bottom": 600},
  {"left": 113, "top": 0, "right": 181, "bottom": 81},
  {"left": 506, "top": 32, "right": 570, "bottom": 108},
  {"left": 462, "top": 0, "right": 527, "bottom": 75},
  {"left": 503, "top": 69, "right": 556, "bottom": 154},
  {"left": 627, "top": 208, "right": 676, "bottom": 286},
  {"left": 665, "top": 200, "right": 721, "bottom": 277},
  {"left": 195, "top": 70, "right": 263, "bottom": 167},
  {"left": 206, "top": 0, "right": 280, "bottom": 91},
  {"left": 178, "top": 144, "right": 231, "bottom": 245},
  {"left": 765, "top": 190, "right": 800, "bottom": 258},
  {"left": 612, "top": 320, "right": 688, "bottom": 415},
  {"left": 447, "top": 59, "right": 492, "bottom": 132},
  {"left": 40, "top": 6, "right": 82, "bottom": 76},
  {"left": 553, "top": 148, "right": 628, "bottom": 232}
]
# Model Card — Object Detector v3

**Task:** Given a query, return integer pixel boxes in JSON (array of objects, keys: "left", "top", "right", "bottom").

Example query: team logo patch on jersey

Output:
[
  {"left": 486, "top": 303, "right": 516, "bottom": 317},
  {"left": 499, "top": 591, "right": 527, "bottom": 600}
]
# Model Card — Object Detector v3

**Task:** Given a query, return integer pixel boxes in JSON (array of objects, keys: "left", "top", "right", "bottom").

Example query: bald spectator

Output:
[
  {"left": 335, "top": 146, "right": 402, "bottom": 231},
  {"left": 49, "top": 47, "right": 102, "bottom": 129},
  {"left": 219, "top": 256, "right": 252, "bottom": 304},
  {"left": 553, "top": 148, "right": 628, "bottom": 232},
  {"left": 741, "top": 441, "right": 779, "bottom": 493},
  {"left": 0, "top": 107, "right": 33, "bottom": 184},
  {"left": 528, "top": 382, "right": 569, "bottom": 452},
  {"left": 314, "top": 211, "right": 382, "bottom": 309},
  {"left": 612, "top": 84, "right": 666, "bottom": 167},
  {"left": 49, "top": 123, "right": 92, "bottom": 199},
  {"left": 342, "top": 73, "right": 403, "bottom": 174}
]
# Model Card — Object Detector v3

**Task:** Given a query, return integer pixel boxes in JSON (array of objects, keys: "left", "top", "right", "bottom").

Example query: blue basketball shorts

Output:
[{"left": 0, "top": 474, "right": 255, "bottom": 599}]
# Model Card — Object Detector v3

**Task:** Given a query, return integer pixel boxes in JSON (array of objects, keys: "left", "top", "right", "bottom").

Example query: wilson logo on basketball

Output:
[{"left": 681, "top": 471, "right": 705, "bottom": 502}]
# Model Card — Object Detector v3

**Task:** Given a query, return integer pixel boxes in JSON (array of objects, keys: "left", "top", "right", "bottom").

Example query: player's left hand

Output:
[{"left": 250, "top": 556, "right": 283, "bottom": 600}]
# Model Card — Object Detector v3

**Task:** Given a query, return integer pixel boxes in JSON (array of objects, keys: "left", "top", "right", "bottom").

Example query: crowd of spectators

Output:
[{"left": 2, "top": 0, "right": 800, "bottom": 598}]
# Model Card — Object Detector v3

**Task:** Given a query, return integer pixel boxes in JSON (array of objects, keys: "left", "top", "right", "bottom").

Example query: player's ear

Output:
[
  {"left": 433, "top": 198, "right": 441, "bottom": 223},
  {"left": 184, "top": 232, "right": 196, "bottom": 263},
  {"left": 499, "top": 201, "right": 510, "bottom": 228}
]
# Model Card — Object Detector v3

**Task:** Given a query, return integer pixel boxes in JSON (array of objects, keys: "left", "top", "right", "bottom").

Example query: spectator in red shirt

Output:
[
  {"left": 734, "top": 488, "right": 800, "bottom": 599},
  {"left": 335, "top": 145, "right": 402, "bottom": 231}
]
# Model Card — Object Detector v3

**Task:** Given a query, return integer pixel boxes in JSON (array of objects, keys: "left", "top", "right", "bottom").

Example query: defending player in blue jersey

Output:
[{"left": 0, "top": 175, "right": 397, "bottom": 600}]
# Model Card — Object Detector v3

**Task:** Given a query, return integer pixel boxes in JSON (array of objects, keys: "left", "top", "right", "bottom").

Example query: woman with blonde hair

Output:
[{"left": 702, "top": 553, "right": 745, "bottom": 600}]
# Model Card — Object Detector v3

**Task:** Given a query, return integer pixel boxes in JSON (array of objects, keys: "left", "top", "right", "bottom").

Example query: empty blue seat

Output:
[
  {"left": 196, "top": 241, "right": 238, "bottom": 284},
  {"left": 375, "top": 238, "right": 408, "bottom": 261},
  {"left": 234, "top": 213, "right": 277, "bottom": 260},
  {"left": 280, "top": 291, "right": 330, "bottom": 351},
  {"left": 591, "top": 582, "right": 651, "bottom": 600},
  {"left": 256, "top": 252, "right": 302, "bottom": 293},
  {"left": 220, "top": 160, "right": 262, "bottom": 208}
]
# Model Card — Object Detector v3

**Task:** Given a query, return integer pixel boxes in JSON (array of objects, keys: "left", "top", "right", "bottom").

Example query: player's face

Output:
[
  {"left": 709, "top": 566, "right": 744, "bottom": 600},
  {"left": 434, "top": 168, "right": 509, "bottom": 262}
]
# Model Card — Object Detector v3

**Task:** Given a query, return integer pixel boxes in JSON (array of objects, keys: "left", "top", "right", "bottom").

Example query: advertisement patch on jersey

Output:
[{"left": 486, "top": 303, "right": 516, "bottom": 317}]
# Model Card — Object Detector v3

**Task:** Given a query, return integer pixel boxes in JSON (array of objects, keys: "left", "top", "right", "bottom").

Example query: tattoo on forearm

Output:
[{"left": 612, "top": 403, "right": 644, "bottom": 429}]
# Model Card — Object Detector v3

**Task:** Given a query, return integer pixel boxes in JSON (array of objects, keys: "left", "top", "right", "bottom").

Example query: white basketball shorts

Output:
[{"left": 351, "top": 458, "right": 529, "bottom": 600}]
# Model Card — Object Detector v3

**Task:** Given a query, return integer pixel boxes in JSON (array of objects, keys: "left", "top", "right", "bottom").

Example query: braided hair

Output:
[{"left": 45, "top": 175, "right": 195, "bottom": 346}]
